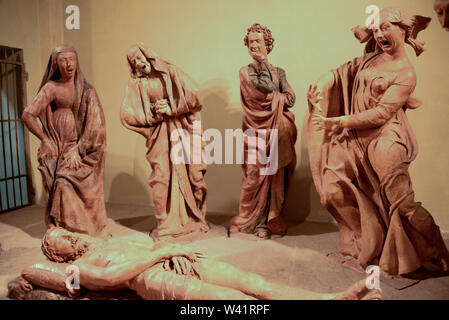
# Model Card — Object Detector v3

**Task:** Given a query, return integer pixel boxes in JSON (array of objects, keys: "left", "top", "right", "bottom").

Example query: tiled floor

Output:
[{"left": 0, "top": 203, "right": 448, "bottom": 300}]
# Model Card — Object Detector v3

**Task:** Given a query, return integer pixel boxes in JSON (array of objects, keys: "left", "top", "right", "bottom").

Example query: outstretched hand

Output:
[
  {"left": 307, "top": 84, "right": 323, "bottom": 112},
  {"left": 311, "top": 114, "right": 342, "bottom": 138}
]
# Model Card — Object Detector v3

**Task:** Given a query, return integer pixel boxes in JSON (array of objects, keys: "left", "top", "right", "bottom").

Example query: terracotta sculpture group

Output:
[{"left": 14, "top": 5, "right": 449, "bottom": 300}]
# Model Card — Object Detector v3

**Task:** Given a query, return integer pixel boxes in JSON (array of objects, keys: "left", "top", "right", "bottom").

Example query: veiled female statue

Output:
[
  {"left": 22, "top": 45, "right": 108, "bottom": 237},
  {"left": 307, "top": 8, "right": 449, "bottom": 275}
]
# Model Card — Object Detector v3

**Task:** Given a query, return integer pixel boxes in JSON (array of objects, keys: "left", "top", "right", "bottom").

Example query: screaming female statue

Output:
[
  {"left": 307, "top": 7, "right": 449, "bottom": 275},
  {"left": 21, "top": 45, "right": 108, "bottom": 238}
]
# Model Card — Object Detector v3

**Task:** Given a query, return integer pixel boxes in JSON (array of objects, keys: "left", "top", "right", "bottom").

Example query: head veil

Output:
[
  {"left": 37, "top": 44, "right": 93, "bottom": 141},
  {"left": 126, "top": 42, "right": 172, "bottom": 78},
  {"left": 351, "top": 7, "right": 431, "bottom": 56}
]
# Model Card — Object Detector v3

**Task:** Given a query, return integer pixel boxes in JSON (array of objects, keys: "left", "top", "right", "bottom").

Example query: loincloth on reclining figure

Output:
[{"left": 128, "top": 261, "right": 202, "bottom": 300}]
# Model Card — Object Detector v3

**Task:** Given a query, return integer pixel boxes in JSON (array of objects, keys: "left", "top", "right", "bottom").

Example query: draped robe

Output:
[
  {"left": 24, "top": 51, "right": 108, "bottom": 237},
  {"left": 121, "top": 46, "right": 209, "bottom": 240},
  {"left": 307, "top": 52, "right": 449, "bottom": 275},
  {"left": 230, "top": 62, "right": 297, "bottom": 235}
]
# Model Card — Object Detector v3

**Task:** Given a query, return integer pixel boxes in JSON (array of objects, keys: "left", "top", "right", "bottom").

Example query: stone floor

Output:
[{"left": 0, "top": 203, "right": 448, "bottom": 300}]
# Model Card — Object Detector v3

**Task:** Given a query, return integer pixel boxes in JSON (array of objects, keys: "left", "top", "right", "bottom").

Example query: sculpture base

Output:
[{"left": 326, "top": 252, "right": 426, "bottom": 290}]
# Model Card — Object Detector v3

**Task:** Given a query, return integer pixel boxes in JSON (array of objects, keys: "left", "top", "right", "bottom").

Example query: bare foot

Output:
[
  {"left": 334, "top": 279, "right": 382, "bottom": 300},
  {"left": 436, "top": 255, "right": 449, "bottom": 272},
  {"left": 256, "top": 229, "right": 271, "bottom": 240},
  {"left": 361, "top": 289, "right": 382, "bottom": 300}
]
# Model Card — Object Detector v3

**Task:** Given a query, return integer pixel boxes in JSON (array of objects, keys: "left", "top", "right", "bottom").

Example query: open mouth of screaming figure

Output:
[
  {"left": 379, "top": 39, "right": 391, "bottom": 48},
  {"left": 140, "top": 63, "right": 150, "bottom": 72}
]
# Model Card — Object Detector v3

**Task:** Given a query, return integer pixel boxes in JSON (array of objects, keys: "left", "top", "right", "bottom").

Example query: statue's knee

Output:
[{"left": 323, "top": 183, "right": 344, "bottom": 205}]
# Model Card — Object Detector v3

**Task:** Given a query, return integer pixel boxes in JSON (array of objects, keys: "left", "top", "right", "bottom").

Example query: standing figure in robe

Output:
[
  {"left": 229, "top": 24, "right": 297, "bottom": 240},
  {"left": 307, "top": 7, "right": 449, "bottom": 275},
  {"left": 21, "top": 45, "right": 108, "bottom": 237},
  {"left": 120, "top": 43, "right": 209, "bottom": 241}
]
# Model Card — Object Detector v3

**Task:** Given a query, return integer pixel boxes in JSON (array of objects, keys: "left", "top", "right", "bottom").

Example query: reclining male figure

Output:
[{"left": 18, "top": 227, "right": 381, "bottom": 300}]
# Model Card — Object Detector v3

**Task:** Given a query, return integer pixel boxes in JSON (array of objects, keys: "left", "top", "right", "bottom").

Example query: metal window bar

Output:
[{"left": 0, "top": 45, "right": 31, "bottom": 213}]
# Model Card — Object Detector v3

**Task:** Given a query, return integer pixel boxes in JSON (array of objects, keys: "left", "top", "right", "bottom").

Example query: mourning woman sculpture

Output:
[
  {"left": 307, "top": 7, "right": 449, "bottom": 275},
  {"left": 16, "top": 227, "right": 381, "bottom": 300},
  {"left": 229, "top": 23, "right": 297, "bottom": 240},
  {"left": 120, "top": 43, "right": 209, "bottom": 241},
  {"left": 434, "top": 0, "right": 449, "bottom": 31},
  {"left": 21, "top": 45, "right": 108, "bottom": 237}
]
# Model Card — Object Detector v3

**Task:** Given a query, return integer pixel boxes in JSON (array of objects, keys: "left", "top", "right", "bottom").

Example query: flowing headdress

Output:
[
  {"left": 352, "top": 7, "right": 431, "bottom": 56},
  {"left": 39, "top": 44, "right": 86, "bottom": 110},
  {"left": 38, "top": 44, "right": 92, "bottom": 140},
  {"left": 126, "top": 43, "right": 173, "bottom": 78}
]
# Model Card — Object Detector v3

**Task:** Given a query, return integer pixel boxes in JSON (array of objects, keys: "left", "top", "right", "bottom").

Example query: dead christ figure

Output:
[
  {"left": 17, "top": 227, "right": 381, "bottom": 300},
  {"left": 229, "top": 24, "right": 297, "bottom": 240},
  {"left": 21, "top": 45, "right": 108, "bottom": 237},
  {"left": 120, "top": 43, "right": 209, "bottom": 241},
  {"left": 307, "top": 7, "right": 449, "bottom": 275}
]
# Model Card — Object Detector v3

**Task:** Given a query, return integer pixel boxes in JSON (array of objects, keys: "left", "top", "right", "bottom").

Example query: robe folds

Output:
[
  {"left": 121, "top": 45, "right": 209, "bottom": 240},
  {"left": 25, "top": 46, "right": 108, "bottom": 237},
  {"left": 230, "top": 64, "right": 297, "bottom": 235},
  {"left": 307, "top": 52, "right": 449, "bottom": 275}
]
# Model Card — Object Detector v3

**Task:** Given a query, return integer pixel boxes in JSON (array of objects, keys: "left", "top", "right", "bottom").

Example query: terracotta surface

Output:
[
  {"left": 1, "top": 204, "right": 449, "bottom": 300},
  {"left": 120, "top": 43, "right": 209, "bottom": 241},
  {"left": 307, "top": 8, "right": 449, "bottom": 275},
  {"left": 10, "top": 225, "right": 382, "bottom": 300},
  {"left": 21, "top": 45, "right": 108, "bottom": 237},
  {"left": 434, "top": 0, "right": 449, "bottom": 31},
  {"left": 230, "top": 24, "right": 297, "bottom": 239}
]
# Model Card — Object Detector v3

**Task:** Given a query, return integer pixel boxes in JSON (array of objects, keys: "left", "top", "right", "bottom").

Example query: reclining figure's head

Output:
[{"left": 41, "top": 227, "right": 96, "bottom": 263}]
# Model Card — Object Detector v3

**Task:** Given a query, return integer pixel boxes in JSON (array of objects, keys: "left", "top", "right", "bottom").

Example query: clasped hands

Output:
[
  {"left": 307, "top": 84, "right": 346, "bottom": 138},
  {"left": 151, "top": 99, "right": 172, "bottom": 121}
]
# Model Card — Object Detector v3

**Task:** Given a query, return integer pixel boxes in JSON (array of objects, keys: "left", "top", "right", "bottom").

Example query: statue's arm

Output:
[
  {"left": 341, "top": 78, "right": 415, "bottom": 129},
  {"left": 21, "top": 83, "right": 53, "bottom": 141},
  {"left": 279, "top": 68, "right": 296, "bottom": 108},
  {"left": 248, "top": 60, "right": 276, "bottom": 94},
  {"left": 75, "top": 245, "right": 199, "bottom": 287},
  {"left": 74, "top": 248, "right": 167, "bottom": 287},
  {"left": 120, "top": 80, "right": 155, "bottom": 138},
  {"left": 21, "top": 261, "right": 71, "bottom": 293},
  {"left": 307, "top": 71, "right": 335, "bottom": 114},
  {"left": 172, "top": 67, "right": 203, "bottom": 116}
]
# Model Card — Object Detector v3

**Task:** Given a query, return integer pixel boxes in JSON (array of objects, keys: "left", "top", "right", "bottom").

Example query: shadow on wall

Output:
[
  {"left": 198, "top": 77, "right": 328, "bottom": 225},
  {"left": 199, "top": 78, "right": 242, "bottom": 215},
  {"left": 284, "top": 114, "right": 323, "bottom": 224},
  {"left": 108, "top": 151, "right": 152, "bottom": 206},
  {"left": 106, "top": 77, "right": 329, "bottom": 227}
]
